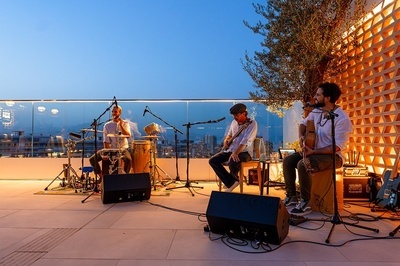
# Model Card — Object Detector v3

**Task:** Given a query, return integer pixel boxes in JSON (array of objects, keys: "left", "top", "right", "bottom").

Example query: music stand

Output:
[{"left": 323, "top": 109, "right": 379, "bottom": 243}]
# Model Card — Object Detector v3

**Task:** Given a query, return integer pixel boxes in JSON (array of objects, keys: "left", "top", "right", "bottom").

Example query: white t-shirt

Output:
[{"left": 301, "top": 107, "right": 353, "bottom": 160}]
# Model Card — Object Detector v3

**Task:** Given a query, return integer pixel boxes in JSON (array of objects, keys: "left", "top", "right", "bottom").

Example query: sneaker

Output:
[
  {"left": 225, "top": 181, "right": 239, "bottom": 192},
  {"left": 290, "top": 199, "right": 312, "bottom": 216},
  {"left": 283, "top": 196, "right": 298, "bottom": 207}
]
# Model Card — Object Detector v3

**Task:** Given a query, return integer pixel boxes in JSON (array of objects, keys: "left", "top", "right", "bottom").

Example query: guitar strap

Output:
[{"left": 224, "top": 119, "right": 252, "bottom": 152}]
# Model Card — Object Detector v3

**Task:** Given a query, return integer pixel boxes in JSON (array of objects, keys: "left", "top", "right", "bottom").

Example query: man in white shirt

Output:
[{"left": 209, "top": 103, "right": 258, "bottom": 192}]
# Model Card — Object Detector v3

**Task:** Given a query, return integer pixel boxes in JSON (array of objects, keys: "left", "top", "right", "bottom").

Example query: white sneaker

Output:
[{"left": 225, "top": 181, "right": 239, "bottom": 192}]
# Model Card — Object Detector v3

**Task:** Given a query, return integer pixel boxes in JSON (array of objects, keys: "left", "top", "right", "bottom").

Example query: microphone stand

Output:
[
  {"left": 81, "top": 101, "right": 114, "bottom": 203},
  {"left": 324, "top": 109, "right": 379, "bottom": 243},
  {"left": 144, "top": 107, "right": 183, "bottom": 182},
  {"left": 167, "top": 117, "right": 224, "bottom": 196}
]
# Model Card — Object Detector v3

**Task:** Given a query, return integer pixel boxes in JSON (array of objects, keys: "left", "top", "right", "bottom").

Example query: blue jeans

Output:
[
  {"left": 209, "top": 151, "right": 251, "bottom": 188},
  {"left": 282, "top": 152, "right": 343, "bottom": 201}
]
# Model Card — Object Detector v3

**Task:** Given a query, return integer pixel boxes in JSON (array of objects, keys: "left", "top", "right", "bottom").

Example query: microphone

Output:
[
  {"left": 113, "top": 96, "right": 118, "bottom": 107},
  {"left": 216, "top": 117, "right": 226, "bottom": 122},
  {"left": 304, "top": 102, "right": 317, "bottom": 108},
  {"left": 143, "top": 106, "right": 148, "bottom": 116}
]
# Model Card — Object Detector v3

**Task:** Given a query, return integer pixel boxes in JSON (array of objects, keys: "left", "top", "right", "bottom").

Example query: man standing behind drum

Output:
[{"left": 89, "top": 105, "right": 133, "bottom": 180}]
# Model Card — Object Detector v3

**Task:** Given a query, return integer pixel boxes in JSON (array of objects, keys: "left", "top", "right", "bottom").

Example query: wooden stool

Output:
[{"left": 310, "top": 169, "right": 343, "bottom": 214}]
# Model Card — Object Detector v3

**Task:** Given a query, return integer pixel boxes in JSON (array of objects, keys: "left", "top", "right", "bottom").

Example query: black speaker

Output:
[
  {"left": 101, "top": 173, "right": 151, "bottom": 204},
  {"left": 206, "top": 191, "right": 290, "bottom": 245}
]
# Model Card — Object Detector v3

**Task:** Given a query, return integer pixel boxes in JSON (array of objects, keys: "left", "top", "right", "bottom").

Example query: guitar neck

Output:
[
  {"left": 389, "top": 148, "right": 400, "bottom": 180},
  {"left": 225, "top": 119, "right": 252, "bottom": 149}
]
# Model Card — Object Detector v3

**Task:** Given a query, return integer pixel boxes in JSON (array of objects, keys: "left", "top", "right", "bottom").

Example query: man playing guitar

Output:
[
  {"left": 209, "top": 103, "right": 258, "bottom": 192},
  {"left": 282, "top": 82, "right": 353, "bottom": 215}
]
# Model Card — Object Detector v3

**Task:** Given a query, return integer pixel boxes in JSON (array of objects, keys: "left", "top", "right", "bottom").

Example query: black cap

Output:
[{"left": 229, "top": 103, "right": 247, "bottom": 114}]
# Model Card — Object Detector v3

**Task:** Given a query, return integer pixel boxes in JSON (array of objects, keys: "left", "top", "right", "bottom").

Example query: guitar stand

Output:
[{"left": 323, "top": 110, "right": 379, "bottom": 243}]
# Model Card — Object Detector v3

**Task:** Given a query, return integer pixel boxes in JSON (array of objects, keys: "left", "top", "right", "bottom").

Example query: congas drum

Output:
[
  {"left": 100, "top": 149, "right": 121, "bottom": 175},
  {"left": 131, "top": 140, "right": 151, "bottom": 173},
  {"left": 144, "top": 122, "right": 161, "bottom": 135}
]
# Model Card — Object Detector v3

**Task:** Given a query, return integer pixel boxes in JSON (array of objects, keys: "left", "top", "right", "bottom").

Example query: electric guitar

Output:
[
  {"left": 376, "top": 150, "right": 400, "bottom": 210},
  {"left": 223, "top": 119, "right": 252, "bottom": 151}
]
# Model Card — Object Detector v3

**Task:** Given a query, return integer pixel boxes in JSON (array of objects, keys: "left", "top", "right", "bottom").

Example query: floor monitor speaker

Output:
[
  {"left": 101, "top": 173, "right": 151, "bottom": 204},
  {"left": 206, "top": 191, "right": 289, "bottom": 245}
]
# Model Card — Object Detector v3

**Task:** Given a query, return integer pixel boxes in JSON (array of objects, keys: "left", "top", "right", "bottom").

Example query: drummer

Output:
[{"left": 89, "top": 105, "right": 133, "bottom": 180}]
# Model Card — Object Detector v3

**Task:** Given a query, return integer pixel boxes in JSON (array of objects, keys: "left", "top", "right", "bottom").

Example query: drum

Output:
[
  {"left": 102, "top": 158, "right": 119, "bottom": 175},
  {"left": 144, "top": 122, "right": 161, "bottom": 135},
  {"left": 131, "top": 140, "right": 151, "bottom": 173},
  {"left": 100, "top": 149, "right": 121, "bottom": 175}
]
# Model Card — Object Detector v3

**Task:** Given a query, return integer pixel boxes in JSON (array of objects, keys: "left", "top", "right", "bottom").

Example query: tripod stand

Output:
[
  {"left": 44, "top": 139, "right": 80, "bottom": 192},
  {"left": 324, "top": 109, "right": 378, "bottom": 243},
  {"left": 142, "top": 135, "right": 173, "bottom": 190},
  {"left": 167, "top": 121, "right": 203, "bottom": 196}
]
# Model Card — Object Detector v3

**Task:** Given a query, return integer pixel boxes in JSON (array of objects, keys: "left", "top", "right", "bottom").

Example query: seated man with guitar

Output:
[
  {"left": 282, "top": 82, "right": 352, "bottom": 215},
  {"left": 209, "top": 103, "right": 258, "bottom": 192}
]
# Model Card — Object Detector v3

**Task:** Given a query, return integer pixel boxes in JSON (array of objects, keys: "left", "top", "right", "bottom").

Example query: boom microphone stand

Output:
[
  {"left": 324, "top": 109, "right": 379, "bottom": 243},
  {"left": 143, "top": 106, "right": 183, "bottom": 182},
  {"left": 167, "top": 117, "right": 225, "bottom": 196},
  {"left": 81, "top": 99, "right": 116, "bottom": 203}
]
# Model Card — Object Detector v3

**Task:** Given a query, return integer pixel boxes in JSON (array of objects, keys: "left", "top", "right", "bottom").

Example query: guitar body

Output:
[
  {"left": 376, "top": 150, "right": 400, "bottom": 210},
  {"left": 303, "top": 120, "right": 316, "bottom": 172},
  {"left": 376, "top": 170, "right": 400, "bottom": 209},
  {"left": 304, "top": 120, "right": 316, "bottom": 149}
]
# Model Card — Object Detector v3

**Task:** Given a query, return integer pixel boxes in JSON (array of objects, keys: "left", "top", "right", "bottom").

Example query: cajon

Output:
[{"left": 310, "top": 169, "right": 343, "bottom": 214}]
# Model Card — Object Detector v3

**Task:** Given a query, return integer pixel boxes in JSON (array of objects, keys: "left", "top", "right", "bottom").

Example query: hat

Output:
[{"left": 230, "top": 103, "right": 247, "bottom": 114}]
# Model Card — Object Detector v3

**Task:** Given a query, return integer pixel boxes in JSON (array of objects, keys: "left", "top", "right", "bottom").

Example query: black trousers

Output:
[{"left": 209, "top": 151, "right": 251, "bottom": 188}]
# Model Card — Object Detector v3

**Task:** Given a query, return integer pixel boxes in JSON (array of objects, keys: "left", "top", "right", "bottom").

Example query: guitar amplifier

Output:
[
  {"left": 343, "top": 167, "right": 368, "bottom": 177},
  {"left": 343, "top": 177, "right": 370, "bottom": 200},
  {"left": 343, "top": 167, "right": 369, "bottom": 201}
]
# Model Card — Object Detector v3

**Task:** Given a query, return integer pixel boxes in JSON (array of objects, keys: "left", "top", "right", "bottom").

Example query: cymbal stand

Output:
[
  {"left": 143, "top": 106, "right": 183, "bottom": 182},
  {"left": 323, "top": 109, "right": 378, "bottom": 243},
  {"left": 44, "top": 139, "right": 80, "bottom": 192}
]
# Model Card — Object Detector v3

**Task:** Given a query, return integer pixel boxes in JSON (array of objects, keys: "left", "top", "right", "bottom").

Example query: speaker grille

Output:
[
  {"left": 206, "top": 191, "right": 289, "bottom": 245},
  {"left": 101, "top": 173, "right": 151, "bottom": 204}
]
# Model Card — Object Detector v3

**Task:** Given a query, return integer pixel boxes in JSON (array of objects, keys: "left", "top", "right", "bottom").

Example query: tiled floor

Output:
[{"left": 0, "top": 179, "right": 399, "bottom": 266}]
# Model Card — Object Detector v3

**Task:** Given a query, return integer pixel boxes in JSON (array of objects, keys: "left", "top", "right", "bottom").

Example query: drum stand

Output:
[
  {"left": 44, "top": 139, "right": 80, "bottom": 192},
  {"left": 144, "top": 136, "right": 173, "bottom": 190}
]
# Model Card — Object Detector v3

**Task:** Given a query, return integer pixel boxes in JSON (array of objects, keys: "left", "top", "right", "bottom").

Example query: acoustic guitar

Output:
[{"left": 303, "top": 120, "right": 316, "bottom": 172}]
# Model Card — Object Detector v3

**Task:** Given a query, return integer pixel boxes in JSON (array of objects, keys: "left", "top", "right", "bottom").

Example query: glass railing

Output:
[{"left": 0, "top": 100, "right": 283, "bottom": 158}]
